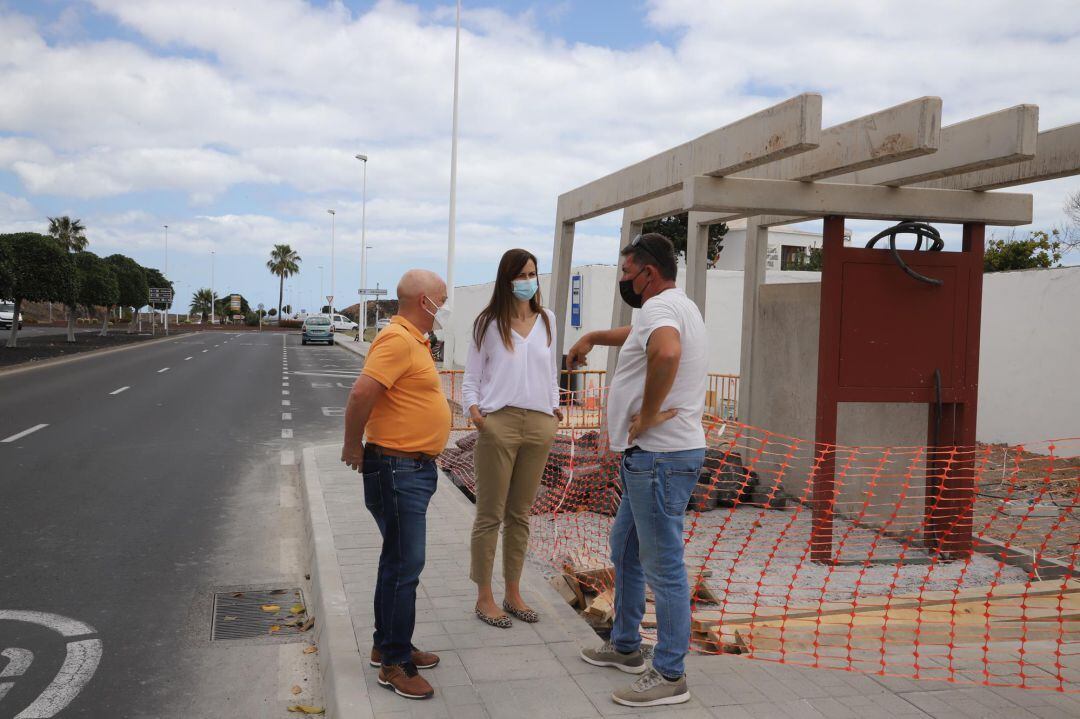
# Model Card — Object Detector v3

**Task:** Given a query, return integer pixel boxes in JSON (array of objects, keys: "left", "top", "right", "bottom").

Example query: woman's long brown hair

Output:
[{"left": 472, "top": 248, "right": 552, "bottom": 351}]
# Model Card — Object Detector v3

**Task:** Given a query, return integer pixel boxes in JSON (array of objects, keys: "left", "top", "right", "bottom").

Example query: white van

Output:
[
  {"left": 0, "top": 300, "right": 22, "bottom": 330},
  {"left": 329, "top": 314, "right": 358, "bottom": 332}
]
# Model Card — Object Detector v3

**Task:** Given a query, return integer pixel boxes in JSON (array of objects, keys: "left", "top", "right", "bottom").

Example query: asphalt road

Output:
[{"left": 0, "top": 331, "right": 364, "bottom": 717}]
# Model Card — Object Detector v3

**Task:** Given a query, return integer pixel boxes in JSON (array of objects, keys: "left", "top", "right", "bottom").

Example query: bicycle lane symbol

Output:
[{"left": 0, "top": 611, "right": 102, "bottom": 718}]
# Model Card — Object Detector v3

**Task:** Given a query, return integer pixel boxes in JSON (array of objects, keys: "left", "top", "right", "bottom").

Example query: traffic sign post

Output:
[
  {"left": 356, "top": 287, "right": 388, "bottom": 342},
  {"left": 149, "top": 288, "right": 174, "bottom": 336}
]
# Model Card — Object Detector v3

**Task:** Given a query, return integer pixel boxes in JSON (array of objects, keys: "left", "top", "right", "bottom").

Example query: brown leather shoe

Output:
[
  {"left": 370, "top": 646, "right": 440, "bottom": 669},
  {"left": 377, "top": 662, "right": 434, "bottom": 700}
]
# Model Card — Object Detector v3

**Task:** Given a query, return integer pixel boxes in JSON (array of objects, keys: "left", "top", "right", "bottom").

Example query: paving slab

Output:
[{"left": 300, "top": 443, "right": 1078, "bottom": 717}]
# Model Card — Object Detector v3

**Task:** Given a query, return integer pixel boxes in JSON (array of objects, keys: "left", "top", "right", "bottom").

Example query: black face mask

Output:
[{"left": 618, "top": 267, "right": 648, "bottom": 309}]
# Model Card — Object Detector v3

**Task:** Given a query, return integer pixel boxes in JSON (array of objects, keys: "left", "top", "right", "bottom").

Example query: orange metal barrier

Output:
[{"left": 437, "top": 388, "right": 1079, "bottom": 692}]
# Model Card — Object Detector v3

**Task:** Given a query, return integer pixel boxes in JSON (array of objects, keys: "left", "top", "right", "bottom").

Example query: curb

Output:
[
  {"left": 333, "top": 334, "right": 370, "bottom": 359},
  {"left": 299, "top": 447, "right": 374, "bottom": 719},
  {"left": 0, "top": 331, "right": 195, "bottom": 377}
]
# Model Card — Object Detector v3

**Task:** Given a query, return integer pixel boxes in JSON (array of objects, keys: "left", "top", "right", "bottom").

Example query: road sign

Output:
[
  {"left": 358, "top": 288, "right": 389, "bottom": 296},
  {"left": 571, "top": 274, "right": 582, "bottom": 328},
  {"left": 232, "top": 314, "right": 243, "bottom": 320},
  {"left": 326, "top": 295, "right": 334, "bottom": 306},
  {"left": 257, "top": 303, "right": 264, "bottom": 310},
  {"left": 148, "top": 287, "right": 173, "bottom": 304},
  {"left": 229, "top": 294, "right": 242, "bottom": 312}
]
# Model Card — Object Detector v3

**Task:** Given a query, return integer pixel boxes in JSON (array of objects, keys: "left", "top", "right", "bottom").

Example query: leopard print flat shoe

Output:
[
  {"left": 502, "top": 600, "right": 539, "bottom": 623},
  {"left": 475, "top": 607, "right": 512, "bottom": 628}
]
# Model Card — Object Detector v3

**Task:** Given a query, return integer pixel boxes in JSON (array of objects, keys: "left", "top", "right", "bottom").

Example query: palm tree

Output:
[
  {"left": 266, "top": 244, "right": 301, "bottom": 320},
  {"left": 189, "top": 288, "right": 215, "bottom": 322},
  {"left": 47, "top": 216, "right": 88, "bottom": 252},
  {"left": 48, "top": 216, "right": 88, "bottom": 343}
]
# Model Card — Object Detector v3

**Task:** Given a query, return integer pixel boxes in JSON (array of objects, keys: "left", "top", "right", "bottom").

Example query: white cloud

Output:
[{"left": 0, "top": 0, "right": 1076, "bottom": 291}]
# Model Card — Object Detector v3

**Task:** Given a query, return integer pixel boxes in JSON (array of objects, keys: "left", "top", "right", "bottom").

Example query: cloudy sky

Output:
[{"left": 1, "top": 0, "right": 1078, "bottom": 312}]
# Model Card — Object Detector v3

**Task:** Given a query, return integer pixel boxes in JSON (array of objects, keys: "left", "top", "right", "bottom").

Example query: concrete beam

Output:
[
  {"left": 625, "top": 96, "right": 943, "bottom": 225},
  {"left": 683, "top": 176, "right": 1033, "bottom": 226},
  {"left": 757, "top": 105, "right": 1041, "bottom": 227},
  {"left": 918, "top": 122, "right": 1080, "bottom": 191},
  {"left": 555, "top": 94, "right": 822, "bottom": 223}
]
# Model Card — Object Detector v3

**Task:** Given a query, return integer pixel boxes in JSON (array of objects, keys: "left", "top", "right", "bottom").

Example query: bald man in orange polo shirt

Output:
[{"left": 341, "top": 269, "right": 452, "bottom": 701}]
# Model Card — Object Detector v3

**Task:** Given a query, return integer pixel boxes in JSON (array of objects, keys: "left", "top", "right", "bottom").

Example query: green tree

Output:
[
  {"left": 74, "top": 251, "right": 120, "bottom": 337},
  {"left": 266, "top": 244, "right": 301, "bottom": 320},
  {"left": 786, "top": 246, "right": 824, "bottom": 272},
  {"left": 267, "top": 308, "right": 277, "bottom": 317},
  {"left": 48, "top": 216, "right": 90, "bottom": 342},
  {"left": 47, "top": 216, "right": 88, "bottom": 252},
  {"left": 984, "top": 230, "right": 1063, "bottom": 273},
  {"left": 0, "top": 233, "right": 76, "bottom": 348},
  {"left": 189, "top": 288, "right": 216, "bottom": 322},
  {"left": 214, "top": 292, "right": 250, "bottom": 323},
  {"left": 105, "top": 254, "right": 149, "bottom": 334},
  {"left": 641, "top": 214, "right": 729, "bottom": 266}
]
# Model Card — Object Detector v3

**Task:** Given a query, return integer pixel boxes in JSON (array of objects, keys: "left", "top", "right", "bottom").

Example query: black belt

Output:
[{"left": 365, "top": 443, "right": 438, "bottom": 462}]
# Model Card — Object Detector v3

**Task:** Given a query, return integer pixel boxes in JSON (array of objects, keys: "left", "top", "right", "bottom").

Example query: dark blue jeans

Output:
[
  {"left": 363, "top": 448, "right": 438, "bottom": 666},
  {"left": 610, "top": 447, "right": 705, "bottom": 678}
]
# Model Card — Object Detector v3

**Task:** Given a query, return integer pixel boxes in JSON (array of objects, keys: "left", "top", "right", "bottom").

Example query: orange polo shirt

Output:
[{"left": 361, "top": 315, "right": 451, "bottom": 455}]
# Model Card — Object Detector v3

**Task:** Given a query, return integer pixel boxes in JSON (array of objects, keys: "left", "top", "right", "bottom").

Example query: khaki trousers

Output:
[{"left": 470, "top": 406, "right": 558, "bottom": 586}]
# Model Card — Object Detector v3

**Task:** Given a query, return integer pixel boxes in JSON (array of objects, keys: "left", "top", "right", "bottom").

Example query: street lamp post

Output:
[
  {"left": 445, "top": 0, "right": 462, "bottom": 365},
  {"left": 163, "top": 224, "right": 169, "bottom": 335},
  {"left": 210, "top": 249, "right": 216, "bottom": 325},
  {"left": 318, "top": 265, "right": 324, "bottom": 315},
  {"left": 327, "top": 209, "right": 336, "bottom": 317},
  {"left": 355, "top": 153, "right": 369, "bottom": 342}
]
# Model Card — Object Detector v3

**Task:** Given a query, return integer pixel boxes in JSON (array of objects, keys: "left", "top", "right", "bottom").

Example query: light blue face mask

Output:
[{"left": 511, "top": 278, "right": 538, "bottom": 301}]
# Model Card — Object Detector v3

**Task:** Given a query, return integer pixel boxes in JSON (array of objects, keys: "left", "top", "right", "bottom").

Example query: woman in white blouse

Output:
[{"left": 463, "top": 248, "right": 562, "bottom": 627}]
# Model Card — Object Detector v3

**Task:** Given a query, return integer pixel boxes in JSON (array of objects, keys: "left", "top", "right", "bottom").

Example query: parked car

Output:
[
  {"left": 0, "top": 301, "right": 22, "bottom": 330},
  {"left": 330, "top": 313, "right": 358, "bottom": 332},
  {"left": 301, "top": 315, "right": 334, "bottom": 345}
]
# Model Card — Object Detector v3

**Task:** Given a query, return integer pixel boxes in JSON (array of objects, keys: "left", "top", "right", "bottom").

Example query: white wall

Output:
[
  {"left": 978, "top": 266, "right": 1080, "bottom": 444},
  {"left": 444, "top": 264, "right": 1080, "bottom": 446}
]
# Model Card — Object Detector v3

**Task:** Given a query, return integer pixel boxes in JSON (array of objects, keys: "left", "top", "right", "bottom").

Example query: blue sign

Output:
[{"left": 571, "top": 274, "right": 582, "bottom": 328}]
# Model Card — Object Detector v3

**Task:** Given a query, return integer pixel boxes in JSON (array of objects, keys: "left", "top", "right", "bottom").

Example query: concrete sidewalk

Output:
[{"left": 299, "top": 443, "right": 1080, "bottom": 719}]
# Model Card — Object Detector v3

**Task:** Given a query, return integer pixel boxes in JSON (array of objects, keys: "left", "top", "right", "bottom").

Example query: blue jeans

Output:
[
  {"left": 363, "top": 448, "right": 438, "bottom": 666},
  {"left": 609, "top": 447, "right": 705, "bottom": 678}
]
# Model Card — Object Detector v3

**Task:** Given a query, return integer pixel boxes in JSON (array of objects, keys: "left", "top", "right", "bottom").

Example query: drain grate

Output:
[{"left": 211, "top": 587, "right": 307, "bottom": 641}]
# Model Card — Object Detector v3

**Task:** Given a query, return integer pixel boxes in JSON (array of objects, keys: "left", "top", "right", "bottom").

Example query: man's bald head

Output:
[{"left": 396, "top": 269, "right": 447, "bottom": 333}]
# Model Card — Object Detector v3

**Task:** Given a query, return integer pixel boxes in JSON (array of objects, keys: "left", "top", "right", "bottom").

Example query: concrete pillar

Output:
[
  {"left": 685, "top": 211, "right": 709, "bottom": 316},
  {"left": 737, "top": 218, "right": 768, "bottom": 425},
  {"left": 605, "top": 212, "right": 639, "bottom": 378},
  {"left": 550, "top": 218, "right": 576, "bottom": 360}
]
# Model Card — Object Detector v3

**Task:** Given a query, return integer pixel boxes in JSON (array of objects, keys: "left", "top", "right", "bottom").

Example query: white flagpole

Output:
[{"left": 445, "top": 0, "right": 461, "bottom": 365}]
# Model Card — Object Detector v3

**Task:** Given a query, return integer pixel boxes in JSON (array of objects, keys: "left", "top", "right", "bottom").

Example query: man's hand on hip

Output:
[{"left": 627, "top": 409, "right": 678, "bottom": 445}]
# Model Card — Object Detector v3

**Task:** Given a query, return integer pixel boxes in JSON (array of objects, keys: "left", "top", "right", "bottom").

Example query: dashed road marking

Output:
[
  {"left": 282, "top": 412, "right": 292, "bottom": 420},
  {"left": 281, "top": 428, "right": 293, "bottom": 439},
  {"left": 202, "top": 349, "right": 209, "bottom": 353},
  {"left": 2, "top": 424, "right": 49, "bottom": 443},
  {"left": 157, "top": 367, "right": 170, "bottom": 373},
  {"left": 281, "top": 399, "right": 291, "bottom": 406},
  {"left": 321, "top": 407, "right": 345, "bottom": 417},
  {"left": 282, "top": 390, "right": 290, "bottom": 395},
  {"left": 184, "top": 356, "right": 193, "bottom": 361},
  {"left": 108, "top": 386, "right": 130, "bottom": 395}
]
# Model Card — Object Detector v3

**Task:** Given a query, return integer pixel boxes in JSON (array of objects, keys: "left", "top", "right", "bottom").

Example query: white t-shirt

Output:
[
  {"left": 462, "top": 309, "right": 561, "bottom": 416},
  {"left": 606, "top": 288, "right": 708, "bottom": 453}
]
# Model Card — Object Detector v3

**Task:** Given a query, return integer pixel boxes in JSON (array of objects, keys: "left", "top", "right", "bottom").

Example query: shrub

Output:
[{"left": 278, "top": 319, "right": 303, "bottom": 329}]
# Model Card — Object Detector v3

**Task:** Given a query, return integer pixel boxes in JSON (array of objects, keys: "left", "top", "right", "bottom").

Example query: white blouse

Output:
[{"left": 462, "top": 309, "right": 561, "bottom": 416}]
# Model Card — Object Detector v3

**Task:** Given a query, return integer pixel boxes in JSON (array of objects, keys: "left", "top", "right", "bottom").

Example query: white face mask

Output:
[{"left": 422, "top": 296, "right": 452, "bottom": 336}]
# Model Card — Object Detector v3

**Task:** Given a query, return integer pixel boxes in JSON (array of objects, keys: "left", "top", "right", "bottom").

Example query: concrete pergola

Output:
[
  {"left": 548, "top": 94, "right": 1080, "bottom": 562},
  {"left": 549, "top": 94, "right": 1080, "bottom": 405}
]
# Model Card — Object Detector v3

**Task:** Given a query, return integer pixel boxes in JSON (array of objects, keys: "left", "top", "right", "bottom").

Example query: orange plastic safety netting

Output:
[{"left": 437, "top": 382, "right": 1078, "bottom": 692}]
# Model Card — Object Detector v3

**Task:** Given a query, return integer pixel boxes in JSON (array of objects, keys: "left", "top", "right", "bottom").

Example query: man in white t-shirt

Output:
[{"left": 567, "top": 233, "right": 707, "bottom": 708}]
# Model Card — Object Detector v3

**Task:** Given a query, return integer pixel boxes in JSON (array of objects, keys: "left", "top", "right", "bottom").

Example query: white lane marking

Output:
[
  {"left": 281, "top": 428, "right": 293, "bottom": 439},
  {"left": 202, "top": 349, "right": 209, "bottom": 353},
  {"left": 214, "top": 344, "right": 220, "bottom": 347},
  {"left": 108, "top": 386, "right": 130, "bottom": 395},
  {"left": 282, "top": 382, "right": 289, "bottom": 387},
  {"left": 321, "top": 407, "right": 345, "bottom": 417},
  {"left": 281, "top": 399, "right": 291, "bottom": 406},
  {"left": 0, "top": 647, "right": 33, "bottom": 677},
  {"left": 2, "top": 424, "right": 49, "bottom": 443},
  {"left": 184, "top": 356, "right": 193, "bottom": 361},
  {"left": 157, "top": 367, "right": 170, "bottom": 373},
  {"left": 282, "top": 390, "right": 290, "bottom": 396},
  {"left": 0, "top": 611, "right": 102, "bottom": 719},
  {"left": 15, "top": 639, "right": 102, "bottom": 719},
  {"left": 282, "top": 412, "right": 292, "bottom": 420},
  {"left": 280, "top": 450, "right": 295, "bottom": 465}
]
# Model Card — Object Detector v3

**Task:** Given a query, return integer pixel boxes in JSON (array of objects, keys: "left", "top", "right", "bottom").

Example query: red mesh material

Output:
[{"left": 437, "top": 381, "right": 1078, "bottom": 692}]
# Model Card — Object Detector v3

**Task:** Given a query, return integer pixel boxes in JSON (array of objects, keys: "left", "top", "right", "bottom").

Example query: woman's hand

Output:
[
  {"left": 469, "top": 405, "right": 486, "bottom": 430},
  {"left": 553, "top": 408, "right": 564, "bottom": 422}
]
